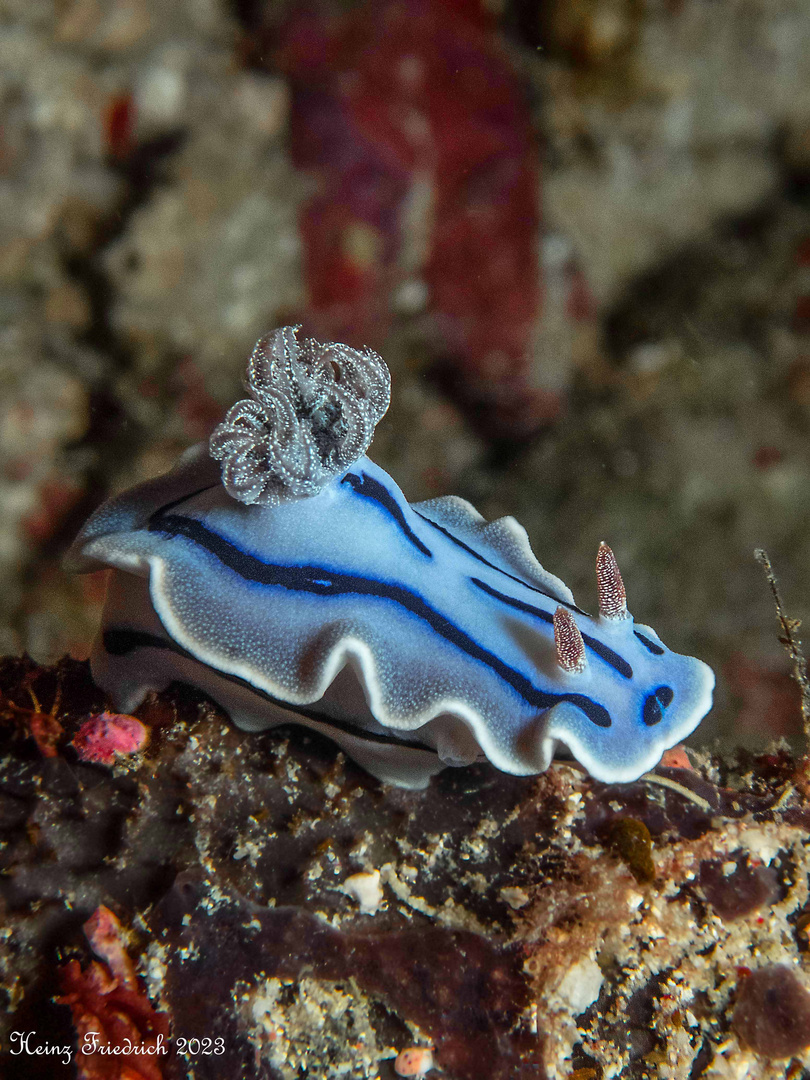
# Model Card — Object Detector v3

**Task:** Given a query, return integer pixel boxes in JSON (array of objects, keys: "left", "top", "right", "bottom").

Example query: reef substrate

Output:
[{"left": 1, "top": 656, "right": 809, "bottom": 1079}]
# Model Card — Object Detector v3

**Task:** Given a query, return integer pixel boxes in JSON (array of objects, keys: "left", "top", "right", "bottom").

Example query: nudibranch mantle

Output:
[{"left": 67, "top": 328, "right": 714, "bottom": 789}]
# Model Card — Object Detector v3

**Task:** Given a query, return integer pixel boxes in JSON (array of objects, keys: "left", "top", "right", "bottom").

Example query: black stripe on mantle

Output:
[{"left": 145, "top": 504, "right": 613, "bottom": 729}]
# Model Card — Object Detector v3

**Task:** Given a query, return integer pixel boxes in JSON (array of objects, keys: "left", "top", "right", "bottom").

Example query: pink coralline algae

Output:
[
  {"left": 275, "top": 0, "right": 556, "bottom": 440},
  {"left": 72, "top": 711, "right": 149, "bottom": 764},
  {"left": 395, "top": 1046, "right": 435, "bottom": 1076},
  {"left": 659, "top": 744, "right": 692, "bottom": 769}
]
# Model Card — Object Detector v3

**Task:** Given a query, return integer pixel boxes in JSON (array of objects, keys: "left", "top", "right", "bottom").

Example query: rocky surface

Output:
[{"left": 1, "top": 656, "right": 809, "bottom": 1078}]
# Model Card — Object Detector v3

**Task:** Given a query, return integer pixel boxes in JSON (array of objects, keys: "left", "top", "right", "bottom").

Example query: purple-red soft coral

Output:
[{"left": 275, "top": 0, "right": 556, "bottom": 440}]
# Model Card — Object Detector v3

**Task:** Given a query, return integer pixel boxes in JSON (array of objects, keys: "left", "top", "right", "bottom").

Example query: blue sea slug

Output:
[{"left": 67, "top": 327, "right": 714, "bottom": 788}]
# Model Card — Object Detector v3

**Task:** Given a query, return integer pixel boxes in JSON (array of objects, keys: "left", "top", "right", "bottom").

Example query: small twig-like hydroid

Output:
[{"left": 754, "top": 548, "right": 810, "bottom": 769}]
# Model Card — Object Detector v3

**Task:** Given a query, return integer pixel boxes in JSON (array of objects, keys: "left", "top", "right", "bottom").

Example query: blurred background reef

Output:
[{"left": 1, "top": 0, "right": 810, "bottom": 753}]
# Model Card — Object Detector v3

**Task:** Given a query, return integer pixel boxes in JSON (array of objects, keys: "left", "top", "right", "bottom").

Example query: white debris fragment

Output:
[
  {"left": 555, "top": 956, "right": 604, "bottom": 1014},
  {"left": 499, "top": 885, "right": 530, "bottom": 909},
  {"left": 342, "top": 870, "right": 383, "bottom": 915},
  {"left": 739, "top": 827, "right": 781, "bottom": 866}
]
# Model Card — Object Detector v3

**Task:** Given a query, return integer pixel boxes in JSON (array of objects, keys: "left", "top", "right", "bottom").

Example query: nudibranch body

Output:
[{"left": 67, "top": 327, "right": 714, "bottom": 788}]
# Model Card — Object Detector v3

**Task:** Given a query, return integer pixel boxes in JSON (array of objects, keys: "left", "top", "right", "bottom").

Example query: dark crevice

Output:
[
  {"left": 13, "top": 131, "right": 188, "bottom": 644},
  {"left": 67, "top": 130, "right": 187, "bottom": 362},
  {"left": 603, "top": 137, "right": 810, "bottom": 367}
]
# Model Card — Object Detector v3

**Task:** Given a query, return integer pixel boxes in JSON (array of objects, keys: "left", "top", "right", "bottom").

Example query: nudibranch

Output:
[{"left": 67, "top": 327, "right": 714, "bottom": 788}]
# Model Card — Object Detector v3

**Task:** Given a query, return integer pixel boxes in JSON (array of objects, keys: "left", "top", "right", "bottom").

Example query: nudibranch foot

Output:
[{"left": 67, "top": 327, "right": 715, "bottom": 788}]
